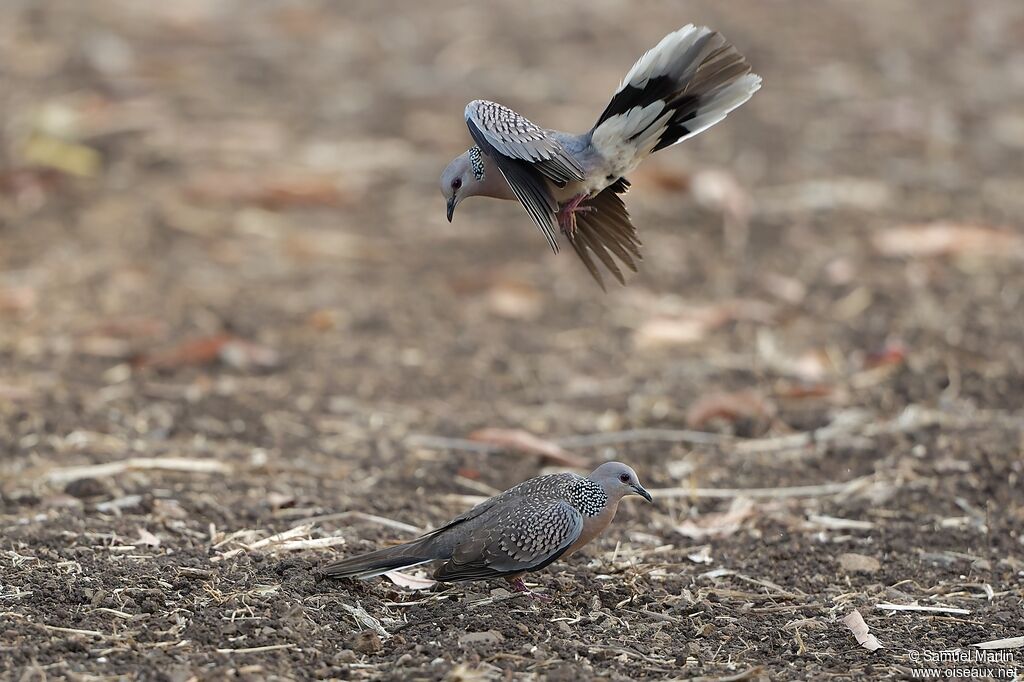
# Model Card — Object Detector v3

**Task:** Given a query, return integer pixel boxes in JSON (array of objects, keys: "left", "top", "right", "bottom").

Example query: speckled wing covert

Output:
[
  {"left": 465, "top": 99, "right": 586, "bottom": 254},
  {"left": 433, "top": 497, "right": 584, "bottom": 582},
  {"left": 568, "top": 178, "right": 641, "bottom": 290}
]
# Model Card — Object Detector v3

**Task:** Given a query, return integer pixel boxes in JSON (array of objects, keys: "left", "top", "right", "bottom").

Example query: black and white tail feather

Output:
[
  {"left": 558, "top": 25, "right": 759, "bottom": 288},
  {"left": 590, "top": 25, "right": 761, "bottom": 178}
]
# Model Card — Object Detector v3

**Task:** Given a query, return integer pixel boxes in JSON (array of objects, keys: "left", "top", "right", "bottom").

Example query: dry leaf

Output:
[
  {"left": 307, "top": 309, "right": 339, "bottom": 331},
  {"left": 458, "top": 630, "right": 505, "bottom": 646},
  {"left": 467, "top": 428, "right": 586, "bottom": 467},
  {"left": 773, "top": 382, "right": 836, "bottom": 400},
  {"left": 0, "top": 167, "right": 66, "bottom": 210},
  {"left": 184, "top": 172, "right": 350, "bottom": 210},
  {"left": 635, "top": 301, "right": 775, "bottom": 349},
  {"left": 686, "top": 389, "right": 774, "bottom": 429},
  {"left": 92, "top": 317, "right": 168, "bottom": 340},
  {"left": 674, "top": 497, "right": 755, "bottom": 539},
  {"left": 763, "top": 273, "right": 807, "bottom": 304},
  {"left": 690, "top": 169, "right": 751, "bottom": 229},
  {"left": 384, "top": 570, "right": 437, "bottom": 591},
  {"left": 760, "top": 178, "right": 891, "bottom": 214},
  {"left": 863, "top": 342, "right": 907, "bottom": 369},
  {"left": 0, "top": 287, "right": 37, "bottom": 315},
  {"left": 22, "top": 134, "right": 101, "bottom": 177},
  {"left": 757, "top": 331, "right": 834, "bottom": 381},
  {"left": 0, "top": 384, "right": 36, "bottom": 402},
  {"left": 486, "top": 280, "right": 543, "bottom": 320},
  {"left": 634, "top": 315, "right": 719, "bottom": 347},
  {"left": 687, "top": 546, "right": 714, "bottom": 564},
  {"left": 843, "top": 610, "right": 883, "bottom": 651},
  {"left": 136, "top": 528, "right": 161, "bottom": 548},
  {"left": 266, "top": 492, "right": 296, "bottom": 510},
  {"left": 838, "top": 553, "right": 881, "bottom": 574},
  {"left": 632, "top": 163, "right": 691, "bottom": 193},
  {"left": 872, "top": 222, "right": 1024, "bottom": 259},
  {"left": 133, "top": 334, "right": 280, "bottom": 371}
]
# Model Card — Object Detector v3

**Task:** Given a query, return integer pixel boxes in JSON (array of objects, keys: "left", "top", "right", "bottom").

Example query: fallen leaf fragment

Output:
[
  {"left": 634, "top": 315, "right": 718, "bottom": 347},
  {"left": 686, "top": 389, "right": 774, "bottom": 429},
  {"left": 486, "top": 279, "right": 543, "bottom": 320},
  {"left": 690, "top": 169, "right": 751, "bottom": 230},
  {"left": 863, "top": 341, "right": 907, "bottom": 369},
  {"left": 22, "top": 134, "right": 101, "bottom": 177},
  {"left": 773, "top": 382, "right": 835, "bottom": 400},
  {"left": 872, "top": 222, "right": 1024, "bottom": 259},
  {"left": 468, "top": 428, "right": 586, "bottom": 467},
  {"left": 0, "top": 167, "right": 66, "bottom": 203},
  {"left": 674, "top": 497, "right": 755, "bottom": 540},
  {"left": 843, "top": 610, "right": 883, "bottom": 651},
  {"left": 838, "top": 552, "right": 881, "bottom": 574},
  {"left": 0, "top": 384, "right": 36, "bottom": 401},
  {"left": 633, "top": 163, "right": 690, "bottom": 193},
  {"left": 687, "top": 546, "right": 714, "bottom": 564},
  {"left": 340, "top": 603, "right": 389, "bottom": 639},
  {"left": 0, "top": 287, "right": 37, "bottom": 315},
  {"left": 757, "top": 331, "right": 834, "bottom": 381},
  {"left": 136, "top": 528, "right": 161, "bottom": 548},
  {"left": 458, "top": 630, "right": 505, "bottom": 646},
  {"left": 133, "top": 333, "right": 280, "bottom": 371},
  {"left": 266, "top": 492, "right": 296, "bottom": 510},
  {"left": 184, "top": 172, "right": 349, "bottom": 210},
  {"left": 635, "top": 301, "right": 775, "bottom": 349},
  {"left": 383, "top": 570, "right": 437, "bottom": 591}
]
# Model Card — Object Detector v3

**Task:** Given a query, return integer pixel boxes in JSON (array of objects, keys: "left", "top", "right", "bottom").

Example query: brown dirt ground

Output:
[{"left": 2, "top": 1, "right": 1023, "bottom": 680}]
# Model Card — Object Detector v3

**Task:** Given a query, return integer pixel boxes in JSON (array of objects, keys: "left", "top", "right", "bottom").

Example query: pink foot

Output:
[
  {"left": 557, "top": 193, "right": 593, "bottom": 240},
  {"left": 508, "top": 577, "right": 552, "bottom": 602}
]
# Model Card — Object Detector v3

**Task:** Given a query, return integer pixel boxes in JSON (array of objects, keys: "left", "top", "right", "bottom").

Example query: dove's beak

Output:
[
  {"left": 446, "top": 197, "right": 456, "bottom": 223},
  {"left": 632, "top": 484, "right": 653, "bottom": 503}
]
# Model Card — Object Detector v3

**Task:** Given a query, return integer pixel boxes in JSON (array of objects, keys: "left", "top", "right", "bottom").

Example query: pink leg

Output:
[
  {"left": 507, "top": 576, "right": 552, "bottom": 602},
  {"left": 556, "top": 193, "right": 593, "bottom": 239}
]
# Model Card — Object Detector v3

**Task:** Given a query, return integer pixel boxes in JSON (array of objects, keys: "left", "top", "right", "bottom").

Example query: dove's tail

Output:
[
  {"left": 589, "top": 25, "right": 761, "bottom": 173},
  {"left": 318, "top": 540, "right": 436, "bottom": 581}
]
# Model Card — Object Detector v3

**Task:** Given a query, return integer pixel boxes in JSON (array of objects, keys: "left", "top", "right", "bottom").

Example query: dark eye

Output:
[
  {"left": 452, "top": 178, "right": 462, "bottom": 190},
  {"left": 619, "top": 473, "right": 630, "bottom": 483}
]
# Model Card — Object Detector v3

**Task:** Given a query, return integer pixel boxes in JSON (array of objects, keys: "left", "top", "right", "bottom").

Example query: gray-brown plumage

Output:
[
  {"left": 319, "top": 462, "right": 651, "bottom": 598},
  {"left": 440, "top": 24, "right": 761, "bottom": 287}
]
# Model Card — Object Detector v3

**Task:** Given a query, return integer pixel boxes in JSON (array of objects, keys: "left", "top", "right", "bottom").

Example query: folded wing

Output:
[{"left": 433, "top": 498, "right": 583, "bottom": 582}]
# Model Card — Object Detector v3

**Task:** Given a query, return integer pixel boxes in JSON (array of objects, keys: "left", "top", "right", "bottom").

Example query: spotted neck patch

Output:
[
  {"left": 468, "top": 146, "right": 485, "bottom": 181},
  {"left": 568, "top": 478, "right": 609, "bottom": 517}
]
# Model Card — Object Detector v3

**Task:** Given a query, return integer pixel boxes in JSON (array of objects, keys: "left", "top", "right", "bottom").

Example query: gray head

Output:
[
  {"left": 440, "top": 146, "right": 487, "bottom": 222},
  {"left": 588, "top": 462, "right": 652, "bottom": 502}
]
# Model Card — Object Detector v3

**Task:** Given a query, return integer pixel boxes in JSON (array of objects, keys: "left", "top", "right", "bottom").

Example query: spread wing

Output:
[
  {"left": 465, "top": 100, "right": 586, "bottom": 254},
  {"left": 465, "top": 100, "right": 586, "bottom": 184},
  {"left": 568, "top": 178, "right": 642, "bottom": 290},
  {"left": 433, "top": 499, "right": 583, "bottom": 582}
]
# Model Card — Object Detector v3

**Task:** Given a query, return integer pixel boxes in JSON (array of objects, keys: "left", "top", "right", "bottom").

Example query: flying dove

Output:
[
  {"left": 440, "top": 24, "right": 761, "bottom": 289},
  {"left": 320, "top": 462, "right": 651, "bottom": 599}
]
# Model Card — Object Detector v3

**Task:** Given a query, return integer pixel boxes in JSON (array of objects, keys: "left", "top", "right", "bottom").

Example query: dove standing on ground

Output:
[
  {"left": 440, "top": 24, "right": 761, "bottom": 289},
  {"left": 320, "top": 462, "right": 651, "bottom": 599}
]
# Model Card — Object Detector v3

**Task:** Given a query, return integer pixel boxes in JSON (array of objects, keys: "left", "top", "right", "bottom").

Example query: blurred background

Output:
[{"left": 1, "top": 0, "right": 1022, "bottom": 679}]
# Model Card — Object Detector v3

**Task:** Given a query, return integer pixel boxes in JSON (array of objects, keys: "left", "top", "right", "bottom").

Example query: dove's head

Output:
[
  {"left": 440, "top": 146, "right": 488, "bottom": 222},
  {"left": 589, "top": 462, "right": 653, "bottom": 503}
]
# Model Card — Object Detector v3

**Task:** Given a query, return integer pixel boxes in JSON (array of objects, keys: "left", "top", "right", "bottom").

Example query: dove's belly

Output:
[{"left": 550, "top": 174, "right": 618, "bottom": 203}]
